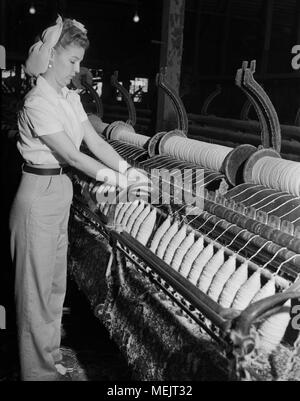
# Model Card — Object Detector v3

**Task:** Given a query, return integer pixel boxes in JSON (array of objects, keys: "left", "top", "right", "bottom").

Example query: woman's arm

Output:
[
  {"left": 40, "top": 130, "right": 127, "bottom": 188},
  {"left": 82, "top": 119, "right": 151, "bottom": 187},
  {"left": 82, "top": 119, "right": 131, "bottom": 174}
]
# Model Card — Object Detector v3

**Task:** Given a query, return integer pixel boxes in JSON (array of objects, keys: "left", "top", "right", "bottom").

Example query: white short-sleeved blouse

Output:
[{"left": 17, "top": 75, "right": 88, "bottom": 165}]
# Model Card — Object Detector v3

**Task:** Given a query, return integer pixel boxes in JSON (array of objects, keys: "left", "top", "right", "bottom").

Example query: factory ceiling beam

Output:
[{"left": 156, "top": 0, "right": 185, "bottom": 132}]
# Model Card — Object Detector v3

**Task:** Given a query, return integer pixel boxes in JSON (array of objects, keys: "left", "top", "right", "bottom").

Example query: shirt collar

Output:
[{"left": 35, "top": 75, "right": 69, "bottom": 105}]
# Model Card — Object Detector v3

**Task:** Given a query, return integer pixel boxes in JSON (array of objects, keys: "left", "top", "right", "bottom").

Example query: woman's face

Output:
[{"left": 52, "top": 44, "right": 85, "bottom": 88}]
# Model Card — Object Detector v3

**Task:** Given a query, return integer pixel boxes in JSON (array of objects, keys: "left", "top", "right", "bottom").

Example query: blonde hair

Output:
[{"left": 55, "top": 18, "right": 89, "bottom": 50}]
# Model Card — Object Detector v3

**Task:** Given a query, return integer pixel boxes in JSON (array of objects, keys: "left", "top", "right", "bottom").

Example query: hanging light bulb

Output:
[
  {"left": 133, "top": 11, "right": 140, "bottom": 23},
  {"left": 29, "top": 4, "right": 36, "bottom": 14}
]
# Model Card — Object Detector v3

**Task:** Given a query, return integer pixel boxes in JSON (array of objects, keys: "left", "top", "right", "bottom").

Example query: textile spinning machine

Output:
[{"left": 68, "top": 62, "right": 300, "bottom": 381}]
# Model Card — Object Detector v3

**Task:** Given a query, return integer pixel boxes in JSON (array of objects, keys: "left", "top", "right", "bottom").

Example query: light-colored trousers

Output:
[{"left": 9, "top": 172, "right": 73, "bottom": 381}]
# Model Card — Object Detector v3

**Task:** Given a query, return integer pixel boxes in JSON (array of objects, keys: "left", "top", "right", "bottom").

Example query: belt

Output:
[{"left": 22, "top": 164, "right": 70, "bottom": 175}]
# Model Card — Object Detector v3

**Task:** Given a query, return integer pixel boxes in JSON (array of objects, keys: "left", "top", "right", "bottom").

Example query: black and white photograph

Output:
[{"left": 1, "top": 0, "right": 300, "bottom": 386}]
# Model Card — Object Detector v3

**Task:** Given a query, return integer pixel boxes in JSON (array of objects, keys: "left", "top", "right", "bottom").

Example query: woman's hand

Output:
[
  {"left": 96, "top": 165, "right": 153, "bottom": 204},
  {"left": 126, "top": 167, "right": 150, "bottom": 186},
  {"left": 125, "top": 167, "right": 152, "bottom": 202},
  {"left": 96, "top": 167, "right": 128, "bottom": 189}
]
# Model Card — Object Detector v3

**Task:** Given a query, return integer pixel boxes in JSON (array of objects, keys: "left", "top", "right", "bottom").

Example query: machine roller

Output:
[{"left": 68, "top": 62, "right": 300, "bottom": 381}]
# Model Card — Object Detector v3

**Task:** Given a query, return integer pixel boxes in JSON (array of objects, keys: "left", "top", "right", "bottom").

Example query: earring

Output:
[{"left": 48, "top": 63, "right": 52, "bottom": 69}]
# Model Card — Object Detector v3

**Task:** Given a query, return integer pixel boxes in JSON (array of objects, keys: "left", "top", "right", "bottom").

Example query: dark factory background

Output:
[
  {"left": 1, "top": 0, "right": 300, "bottom": 382},
  {"left": 2, "top": 0, "right": 300, "bottom": 123}
]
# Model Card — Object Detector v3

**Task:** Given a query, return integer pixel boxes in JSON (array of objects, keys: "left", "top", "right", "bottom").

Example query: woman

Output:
[{"left": 9, "top": 16, "right": 146, "bottom": 381}]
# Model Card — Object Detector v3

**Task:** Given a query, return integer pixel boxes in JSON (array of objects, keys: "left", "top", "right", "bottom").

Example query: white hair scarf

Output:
[{"left": 24, "top": 15, "right": 87, "bottom": 77}]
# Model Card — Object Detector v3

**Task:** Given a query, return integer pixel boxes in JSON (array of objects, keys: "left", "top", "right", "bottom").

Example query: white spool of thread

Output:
[
  {"left": 110, "top": 126, "right": 149, "bottom": 148},
  {"left": 252, "top": 157, "right": 300, "bottom": 196},
  {"left": 162, "top": 137, "right": 233, "bottom": 171}
]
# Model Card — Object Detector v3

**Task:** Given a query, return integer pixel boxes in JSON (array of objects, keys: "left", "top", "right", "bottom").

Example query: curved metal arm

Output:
[
  {"left": 240, "top": 99, "right": 254, "bottom": 121},
  {"left": 81, "top": 80, "right": 104, "bottom": 119},
  {"left": 295, "top": 107, "right": 300, "bottom": 126},
  {"left": 236, "top": 60, "right": 281, "bottom": 153},
  {"left": 110, "top": 71, "right": 137, "bottom": 127},
  {"left": 240, "top": 83, "right": 266, "bottom": 122},
  {"left": 244, "top": 61, "right": 281, "bottom": 152},
  {"left": 232, "top": 291, "right": 300, "bottom": 338},
  {"left": 236, "top": 61, "right": 270, "bottom": 148},
  {"left": 71, "top": 69, "right": 104, "bottom": 118},
  {"left": 156, "top": 67, "right": 189, "bottom": 135},
  {"left": 201, "top": 84, "right": 222, "bottom": 116}
]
